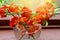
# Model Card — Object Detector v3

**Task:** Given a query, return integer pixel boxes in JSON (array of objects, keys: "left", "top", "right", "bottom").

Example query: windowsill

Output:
[
  {"left": 0, "top": 29, "right": 60, "bottom": 40},
  {"left": 0, "top": 25, "right": 60, "bottom": 30},
  {"left": 0, "top": 13, "right": 60, "bottom": 28}
]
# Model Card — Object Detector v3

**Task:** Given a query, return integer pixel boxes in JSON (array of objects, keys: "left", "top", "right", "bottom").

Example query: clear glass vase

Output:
[{"left": 13, "top": 24, "right": 41, "bottom": 40}]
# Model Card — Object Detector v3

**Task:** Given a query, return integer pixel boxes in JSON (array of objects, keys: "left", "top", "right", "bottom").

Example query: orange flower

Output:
[
  {"left": 9, "top": 3, "right": 19, "bottom": 13},
  {"left": 10, "top": 16, "right": 19, "bottom": 27},
  {"left": 19, "top": 17, "right": 28, "bottom": 22},
  {"left": 45, "top": 2, "right": 54, "bottom": 12},
  {"left": 2, "top": 5, "right": 9, "bottom": 9},
  {"left": 36, "top": 2, "right": 54, "bottom": 20},
  {"left": 36, "top": 6, "right": 49, "bottom": 14},
  {"left": 27, "top": 25, "right": 35, "bottom": 35},
  {"left": 35, "top": 15, "right": 43, "bottom": 23},
  {"left": 46, "top": 12, "right": 54, "bottom": 20},
  {"left": 45, "top": 2, "right": 54, "bottom": 19},
  {"left": 26, "top": 24, "right": 40, "bottom": 36},
  {"left": 22, "top": 7, "right": 32, "bottom": 18},
  {"left": 18, "top": 24, "right": 25, "bottom": 31}
]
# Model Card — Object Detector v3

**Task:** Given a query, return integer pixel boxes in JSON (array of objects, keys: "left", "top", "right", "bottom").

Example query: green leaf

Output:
[
  {"left": 43, "top": 20, "right": 48, "bottom": 27},
  {"left": 5, "top": 8, "right": 9, "bottom": 16},
  {"left": 2, "top": 0, "right": 5, "bottom": 5},
  {"left": 0, "top": 2, "right": 2, "bottom": 7},
  {"left": 0, "top": 0, "right": 2, "bottom": 2},
  {"left": 30, "top": 14, "right": 36, "bottom": 19},
  {"left": 54, "top": 8, "right": 60, "bottom": 13},
  {"left": 0, "top": 0, "right": 6, "bottom": 7},
  {"left": 13, "top": 12, "right": 17, "bottom": 15},
  {"left": 51, "top": 1, "right": 59, "bottom": 8},
  {"left": 5, "top": 0, "right": 13, "bottom": 4}
]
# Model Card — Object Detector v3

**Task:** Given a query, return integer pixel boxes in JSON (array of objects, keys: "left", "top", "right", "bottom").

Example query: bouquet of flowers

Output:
[{"left": 0, "top": 0, "right": 56, "bottom": 40}]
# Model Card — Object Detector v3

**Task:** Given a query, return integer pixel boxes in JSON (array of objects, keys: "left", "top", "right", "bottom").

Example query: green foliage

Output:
[
  {"left": 0, "top": 0, "right": 13, "bottom": 6},
  {"left": 0, "top": 0, "right": 2, "bottom": 2},
  {"left": 52, "top": 1, "right": 59, "bottom": 8},
  {"left": 43, "top": 20, "right": 48, "bottom": 27},
  {"left": 51, "top": 1, "right": 60, "bottom": 14},
  {"left": 0, "top": 0, "right": 6, "bottom": 7},
  {"left": 30, "top": 14, "right": 36, "bottom": 18},
  {"left": 5, "top": 0, "right": 13, "bottom": 4}
]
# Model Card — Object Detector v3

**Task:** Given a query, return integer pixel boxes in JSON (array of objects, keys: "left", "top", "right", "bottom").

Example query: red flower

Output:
[
  {"left": 0, "top": 8, "right": 5, "bottom": 18},
  {"left": 2, "top": 5, "right": 9, "bottom": 9},
  {"left": 19, "top": 17, "right": 28, "bottom": 22},
  {"left": 22, "top": 7, "right": 32, "bottom": 18},
  {"left": 27, "top": 25, "right": 35, "bottom": 36},
  {"left": 26, "top": 19, "right": 34, "bottom": 25},
  {"left": 8, "top": 4, "right": 19, "bottom": 13},
  {"left": 18, "top": 24, "right": 25, "bottom": 31},
  {"left": 27, "top": 24, "right": 40, "bottom": 36},
  {"left": 46, "top": 12, "right": 54, "bottom": 20},
  {"left": 10, "top": 16, "right": 19, "bottom": 27},
  {"left": 0, "top": 5, "right": 9, "bottom": 18}
]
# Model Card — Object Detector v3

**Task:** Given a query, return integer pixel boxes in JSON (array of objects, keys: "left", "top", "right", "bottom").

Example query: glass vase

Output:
[{"left": 13, "top": 24, "right": 41, "bottom": 40}]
